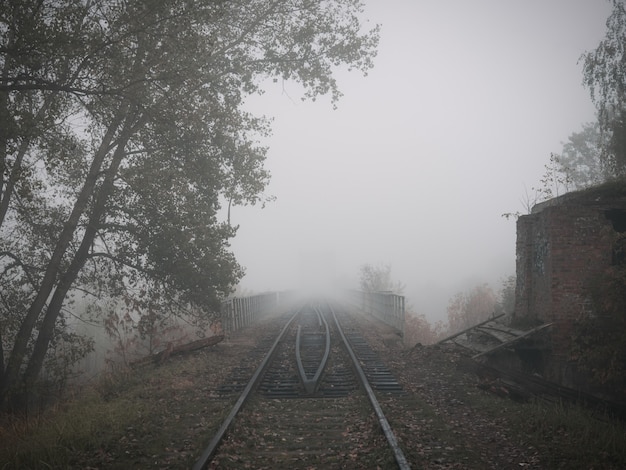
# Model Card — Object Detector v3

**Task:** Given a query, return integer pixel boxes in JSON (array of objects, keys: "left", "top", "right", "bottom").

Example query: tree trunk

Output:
[
  {"left": 0, "top": 106, "right": 128, "bottom": 409},
  {"left": 24, "top": 118, "right": 131, "bottom": 390},
  {"left": 0, "top": 16, "right": 15, "bottom": 224},
  {"left": 3, "top": 23, "right": 149, "bottom": 406},
  {"left": 0, "top": 101, "right": 54, "bottom": 228},
  {"left": 0, "top": 329, "right": 4, "bottom": 379},
  {"left": 20, "top": 121, "right": 135, "bottom": 397}
]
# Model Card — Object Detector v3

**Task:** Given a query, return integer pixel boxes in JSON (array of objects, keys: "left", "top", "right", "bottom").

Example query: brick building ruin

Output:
[{"left": 512, "top": 183, "right": 626, "bottom": 393}]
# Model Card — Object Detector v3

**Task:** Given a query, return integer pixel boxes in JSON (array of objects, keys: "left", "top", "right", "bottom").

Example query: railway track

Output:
[{"left": 193, "top": 301, "right": 410, "bottom": 469}]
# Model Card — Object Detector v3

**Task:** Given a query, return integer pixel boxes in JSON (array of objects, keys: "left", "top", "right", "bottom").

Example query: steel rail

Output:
[
  {"left": 315, "top": 307, "right": 322, "bottom": 326},
  {"left": 295, "top": 307, "right": 331, "bottom": 394},
  {"left": 192, "top": 309, "right": 301, "bottom": 470},
  {"left": 329, "top": 305, "right": 411, "bottom": 470}
]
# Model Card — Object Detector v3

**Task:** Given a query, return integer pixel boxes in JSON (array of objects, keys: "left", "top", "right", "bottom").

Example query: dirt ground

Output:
[{"left": 3, "top": 309, "right": 625, "bottom": 469}]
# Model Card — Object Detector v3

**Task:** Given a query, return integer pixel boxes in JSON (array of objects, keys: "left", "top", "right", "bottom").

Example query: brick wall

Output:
[{"left": 513, "top": 187, "right": 626, "bottom": 385}]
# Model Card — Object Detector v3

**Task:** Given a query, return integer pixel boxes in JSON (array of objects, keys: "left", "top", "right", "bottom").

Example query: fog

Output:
[{"left": 229, "top": 0, "right": 611, "bottom": 322}]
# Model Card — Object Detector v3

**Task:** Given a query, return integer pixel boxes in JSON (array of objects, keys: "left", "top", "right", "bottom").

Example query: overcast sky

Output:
[{"left": 229, "top": 0, "right": 612, "bottom": 322}]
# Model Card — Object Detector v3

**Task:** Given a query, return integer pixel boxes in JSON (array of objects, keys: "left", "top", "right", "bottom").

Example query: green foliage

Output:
[
  {"left": 0, "top": 0, "right": 380, "bottom": 410},
  {"left": 502, "top": 153, "right": 573, "bottom": 219},
  {"left": 582, "top": 0, "right": 626, "bottom": 176},
  {"left": 41, "top": 327, "right": 94, "bottom": 394},
  {"left": 535, "top": 153, "right": 573, "bottom": 200},
  {"left": 571, "top": 258, "right": 626, "bottom": 398},
  {"left": 494, "top": 275, "right": 516, "bottom": 317},
  {"left": 505, "top": 1, "right": 626, "bottom": 221},
  {"left": 558, "top": 121, "right": 612, "bottom": 189}
]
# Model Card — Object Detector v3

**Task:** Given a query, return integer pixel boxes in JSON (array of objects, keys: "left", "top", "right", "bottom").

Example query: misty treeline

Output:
[
  {"left": 409, "top": 277, "right": 515, "bottom": 346},
  {"left": 0, "top": 0, "right": 379, "bottom": 411},
  {"left": 358, "top": 263, "right": 404, "bottom": 294},
  {"left": 358, "top": 264, "right": 515, "bottom": 346},
  {"left": 505, "top": 0, "right": 626, "bottom": 215}
]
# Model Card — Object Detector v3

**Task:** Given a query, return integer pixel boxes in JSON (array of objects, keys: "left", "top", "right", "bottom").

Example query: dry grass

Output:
[{"left": 0, "top": 348, "right": 237, "bottom": 469}]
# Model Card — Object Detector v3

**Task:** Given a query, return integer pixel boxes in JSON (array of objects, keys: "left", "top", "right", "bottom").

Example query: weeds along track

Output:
[{"left": 193, "top": 301, "right": 410, "bottom": 469}]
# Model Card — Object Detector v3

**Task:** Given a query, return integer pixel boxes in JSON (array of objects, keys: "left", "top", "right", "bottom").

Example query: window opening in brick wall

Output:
[
  {"left": 605, "top": 208, "right": 626, "bottom": 232},
  {"left": 605, "top": 209, "right": 626, "bottom": 265}
]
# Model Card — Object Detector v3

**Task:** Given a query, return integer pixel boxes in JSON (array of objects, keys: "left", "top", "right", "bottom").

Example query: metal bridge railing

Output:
[
  {"left": 347, "top": 290, "right": 405, "bottom": 337},
  {"left": 221, "top": 292, "right": 280, "bottom": 333}
]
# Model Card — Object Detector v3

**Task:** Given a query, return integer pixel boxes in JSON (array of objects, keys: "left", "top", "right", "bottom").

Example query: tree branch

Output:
[{"left": 0, "top": 251, "right": 40, "bottom": 289}]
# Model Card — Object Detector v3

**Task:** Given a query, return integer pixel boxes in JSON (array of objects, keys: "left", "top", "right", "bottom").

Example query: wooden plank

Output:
[
  {"left": 435, "top": 313, "right": 505, "bottom": 345},
  {"left": 452, "top": 336, "right": 492, "bottom": 353},
  {"left": 158, "top": 335, "right": 225, "bottom": 363},
  {"left": 472, "top": 323, "right": 553, "bottom": 359},
  {"left": 476, "top": 326, "right": 518, "bottom": 343},
  {"left": 131, "top": 335, "right": 225, "bottom": 367},
  {"left": 480, "top": 323, "right": 525, "bottom": 336}
]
